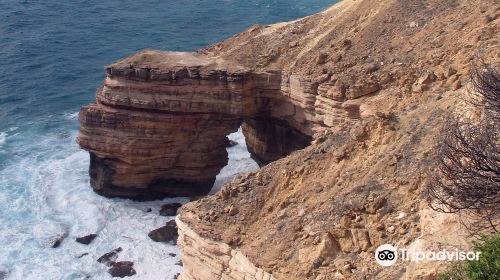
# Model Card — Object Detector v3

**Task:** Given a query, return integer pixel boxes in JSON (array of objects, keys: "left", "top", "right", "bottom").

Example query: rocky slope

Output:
[
  {"left": 77, "top": 0, "right": 499, "bottom": 278},
  {"left": 176, "top": 0, "right": 499, "bottom": 279}
]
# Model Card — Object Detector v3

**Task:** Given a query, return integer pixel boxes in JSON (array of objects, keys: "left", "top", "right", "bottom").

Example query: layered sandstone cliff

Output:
[
  {"left": 175, "top": 0, "right": 498, "bottom": 279},
  {"left": 77, "top": 0, "right": 499, "bottom": 278},
  {"left": 77, "top": 50, "right": 325, "bottom": 198},
  {"left": 176, "top": 217, "right": 277, "bottom": 280}
]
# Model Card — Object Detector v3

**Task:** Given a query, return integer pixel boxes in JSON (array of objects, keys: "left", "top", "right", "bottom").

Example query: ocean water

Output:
[{"left": 0, "top": 1, "right": 335, "bottom": 279}]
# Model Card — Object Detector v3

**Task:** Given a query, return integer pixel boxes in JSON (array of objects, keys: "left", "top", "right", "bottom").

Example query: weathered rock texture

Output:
[
  {"left": 242, "top": 118, "right": 312, "bottom": 166},
  {"left": 77, "top": 0, "right": 499, "bottom": 278},
  {"left": 174, "top": 0, "right": 499, "bottom": 279},
  {"left": 176, "top": 217, "right": 276, "bottom": 280}
]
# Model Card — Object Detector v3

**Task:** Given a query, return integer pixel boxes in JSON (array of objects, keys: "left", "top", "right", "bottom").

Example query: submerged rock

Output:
[
  {"left": 97, "top": 247, "right": 122, "bottom": 265},
  {"left": 50, "top": 232, "right": 68, "bottom": 248},
  {"left": 0, "top": 270, "right": 8, "bottom": 280},
  {"left": 76, "top": 234, "right": 97, "bottom": 245},
  {"left": 148, "top": 220, "right": 178, "bottom": 243},
  {"left": 77, "top": 253, "right": 89, "bottom": 258},
  {"left": 159, "top": 203, "right": 183, "bottom": 216},
  {"left": 224, "top": 138, "right": 238, "bottom": 148},
  {"left": 108, "top": 261, "right": 136, "bottom": 278}
]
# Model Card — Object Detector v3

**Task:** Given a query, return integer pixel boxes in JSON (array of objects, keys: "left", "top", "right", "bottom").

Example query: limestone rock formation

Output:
[
  {"left": 78, "top": 52, "right": 252, "bottom": 198},
  {"left": 242, "top": 118, "right": 312, "bottom": 165},
  {"left": 176, "top": 217, "right": 276, "bottom": 280},
  {"left": 77, "top": 0, "right": 499, "bottom": 278},
  {"left": 173, "top": 0, "right": 498, "bottom": 279},
  {"left": 79, "top": 46, "right": 370, "bottom": 197}
]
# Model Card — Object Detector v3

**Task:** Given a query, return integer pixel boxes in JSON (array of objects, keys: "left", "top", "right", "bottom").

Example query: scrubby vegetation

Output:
[
  {"left": 428, "top": 60, "right": 499, "bottom": 233},
  {"left": 438, "top": 233, "right": 500, "bottom": 280}
]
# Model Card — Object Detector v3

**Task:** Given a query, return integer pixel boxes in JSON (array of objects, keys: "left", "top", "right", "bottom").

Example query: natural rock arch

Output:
[{"left": 77, "top": 50, "right": 360, "bottom": 199}]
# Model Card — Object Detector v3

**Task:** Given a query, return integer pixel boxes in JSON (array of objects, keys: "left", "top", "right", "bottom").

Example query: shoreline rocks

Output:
[
  {"left": 76, "top": 234, "right": 97, "bottom": 245},
  {"left": 97, "top": 247, "right": 122, "bottom": 265},
  {"left": 108, "top": 261, "right": 136, "bottom": 278},
  {"left": 176, "top": 217, "right": 277, "bottom": 280},
  {"left": 148, "top": 220, "right": 178, "bottom": 244},
  {"left": 97, "top": 248, "right": 136, "bottom": 278},
  {"left": 160, "top": 203, "right": 183, "bottom": 216},
  {"left": 50, "top": 231, "right": 68, "bottom": 248}
]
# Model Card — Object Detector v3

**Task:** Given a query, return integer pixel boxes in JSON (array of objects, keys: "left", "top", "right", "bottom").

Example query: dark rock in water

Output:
[
  {"left": 148, "top": 220, "right": 178, "bottom": 243},
  {"left": 77, "top": 253, "right": 89, "bottom": 258},
  {"left": 159, "top": 203, "right": 182, "bottom": 216},
  {"left": 224, "top": 138, "right": 238, "bottom": 148},
  {"left": 146, "top": 208, "right": 152, "bottom": 213},
  {"left": 51, "top": 238, "right": 63, "bottom": 248},
  {"left": 168, "top": 253, "right": 176, "bottom": 257},
  {"left": 175, "top": 260, "right": 183, "bottom": 266},
  {"left": 97, "top": 247, "right": 122, "bottom": 265},
  {"left": 76, "top": 234, "right": 97, "bottom": 245},
  {"left": 0, "top": 270, "right": 8, "bottom": 280},
  {"left": 173, "top": 273, "right": 180, "bottom": 279},
  {"left": 50, "top": 232, "right": 68, "bottom": 248},
  {"left": 108, "top": 261, "right": 136, "bottom": 278}
]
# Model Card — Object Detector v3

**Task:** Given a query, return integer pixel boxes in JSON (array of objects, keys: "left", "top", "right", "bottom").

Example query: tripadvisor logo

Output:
[
  {"left": 374, "top": 244, "right": 481, "bottom": 267},
  {"left": 375, "top": 244, "right": 398, "bottom": 266}
]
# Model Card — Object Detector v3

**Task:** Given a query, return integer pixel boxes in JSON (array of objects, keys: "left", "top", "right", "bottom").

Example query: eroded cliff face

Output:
[
  {"left": 176, "top": 217, "right": 277, "bottom": 280},
  {"left": 175, "top": 0, "right": 498, "bottom": 279},
  {"left": 76, "top": 46, "right": 367, "bottom": 197},
  {"left": 77, "top": 52, "right": 260, "bottom": 198},
  {"left": 77, "top": 0, "right": 499, "bottom": 278}
]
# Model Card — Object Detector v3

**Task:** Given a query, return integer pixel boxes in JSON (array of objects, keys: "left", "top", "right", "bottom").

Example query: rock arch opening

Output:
[
  {"left": 242, "top": 118, "right": 312, "bottom": 166},
  {"left": 77, "top": 50, "right": 316, "bottom": 199}
]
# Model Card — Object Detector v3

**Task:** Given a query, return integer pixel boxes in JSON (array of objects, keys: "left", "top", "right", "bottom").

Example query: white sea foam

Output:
[
  {"left": 0, "top": 132, "right": 6, "bottom": 146},
  {"left": 212, "top": 128, "right": 260, "bottom": 193},
  {"left": 0, "top": 127, "right": 258, "bottom": 280},
  {"left": 0, "top": 132, "right": 183, "bottom": 279},
  {"left": 64, "top": 111, "right": 80, "bottom": 120}
]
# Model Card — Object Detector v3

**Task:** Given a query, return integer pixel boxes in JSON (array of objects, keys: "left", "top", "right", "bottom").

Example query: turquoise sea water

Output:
[{"left": 0, "top": 1, "right": 336, "bottom": 279}]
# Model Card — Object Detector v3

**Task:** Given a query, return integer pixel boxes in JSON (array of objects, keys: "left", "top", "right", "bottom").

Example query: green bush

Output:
[
  {"left": 438, "top": 233, "right": 500, "bottom": 280},
  {"left": 437, "top": 263, "right": 468, "bottom": 280}
]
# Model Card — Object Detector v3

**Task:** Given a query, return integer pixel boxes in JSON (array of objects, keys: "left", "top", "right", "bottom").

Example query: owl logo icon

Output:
[{"left": 375, "top": 244, "right": 398, "bottom": 266}]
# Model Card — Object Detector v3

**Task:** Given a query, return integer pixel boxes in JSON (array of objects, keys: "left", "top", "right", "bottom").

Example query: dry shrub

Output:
[{"left": 428, "top": 60, "right": 499, "bottom": 234}]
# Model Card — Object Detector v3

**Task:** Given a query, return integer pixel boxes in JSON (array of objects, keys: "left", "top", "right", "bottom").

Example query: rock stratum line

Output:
[{"left": 176, "top": 217, "right": 277, "bottom": 280}]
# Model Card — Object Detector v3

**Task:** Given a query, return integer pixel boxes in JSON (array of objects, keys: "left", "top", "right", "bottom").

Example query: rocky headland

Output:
[{"left": 77, "top": 0, "right": 499, "bottom": 279}]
